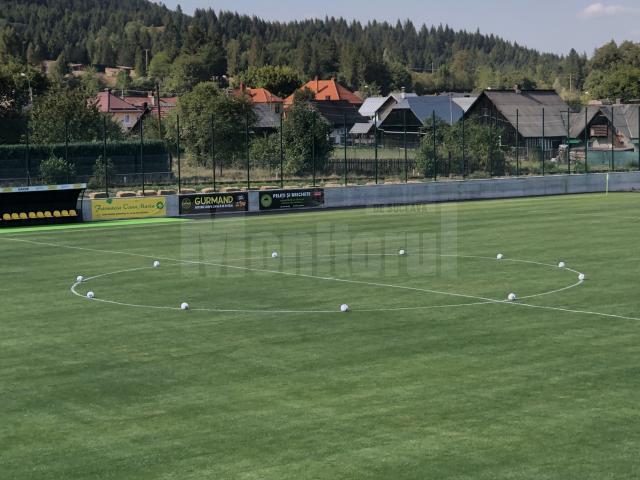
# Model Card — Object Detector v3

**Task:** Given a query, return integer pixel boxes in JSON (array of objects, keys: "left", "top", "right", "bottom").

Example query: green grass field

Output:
[{"left": 2, "top": 193, "right": 640, "bottom": 479}]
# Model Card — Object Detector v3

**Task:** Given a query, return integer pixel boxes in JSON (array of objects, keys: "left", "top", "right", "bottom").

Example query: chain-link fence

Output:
[{"left": 2, "top": 104, "right": 639, "bottom": 194}]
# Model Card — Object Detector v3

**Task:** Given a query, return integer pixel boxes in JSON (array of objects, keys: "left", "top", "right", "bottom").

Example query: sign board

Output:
[
  {"left": 591, "top": 125, "right": 609, "bottom": 138},
  {"left": 91, "top": 196, "right": 166, "bottom": 221},
  {"left": 259, "top": 188, "right": 324, "bottom": 211},
  {"left": 179, "top": 192, "right": 248, "bottom": 215},
  {"left": 0, "top": 183, "right": 87, "bottom": 194}
]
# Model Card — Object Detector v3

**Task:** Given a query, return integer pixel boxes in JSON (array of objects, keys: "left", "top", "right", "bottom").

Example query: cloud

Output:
[{"left": 578, "top": 3, "right": 637, "bottom": 18}]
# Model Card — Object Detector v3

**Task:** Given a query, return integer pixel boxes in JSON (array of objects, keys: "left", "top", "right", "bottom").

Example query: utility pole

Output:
[
  {"left": 155, "top": 83, "right": 162, "bottom": 137},
  {"left": 144, "top": 49, "right": 150, "bottom": 74}
]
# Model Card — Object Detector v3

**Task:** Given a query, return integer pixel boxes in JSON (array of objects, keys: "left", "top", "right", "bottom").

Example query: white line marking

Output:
[{"left": 9, "top": 235, "right": 636, "bottom": 321}]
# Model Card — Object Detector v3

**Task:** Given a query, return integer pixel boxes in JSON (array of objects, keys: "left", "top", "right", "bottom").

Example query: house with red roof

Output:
[
  {"left": 232, "top": 84, "right": 284, "bottom": 130},
  {"left": 232, "top": 85, "right": 284, "bottom": 107},
  {"left": 284, "top": 78, "right": 362, "bottom": 107},
  {"left": 94, "top": 90, "right": 143, "bottom": 132},
  {"left": 124, "top": 94, "right": 177, "bottom": 119}
]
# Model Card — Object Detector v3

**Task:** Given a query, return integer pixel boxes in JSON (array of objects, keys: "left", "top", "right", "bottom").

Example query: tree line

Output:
[
  {"left": 1, "top": 0, "right": 638, "bottom": 99},
  {"left": 0, "top": 0, "right": 572, "bottom": 94}
]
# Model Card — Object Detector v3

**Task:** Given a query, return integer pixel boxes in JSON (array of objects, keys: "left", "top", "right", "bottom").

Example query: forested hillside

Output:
[
  {"left": 1, "top": 0, "right": 639, "bottom": 102},
  {"left": 0, "top": 0, "right": 578, "bottom": 94}
]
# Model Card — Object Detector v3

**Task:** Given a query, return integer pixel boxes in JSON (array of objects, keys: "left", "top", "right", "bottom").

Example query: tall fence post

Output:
[
  {"left": 103, "top": 115, "right": 108, "bottom": 196},
  {"left": 584, "top": 107, "right": 589, "bottom": 173},
  {"left": 64, "top": 116, "right": 70, "bottom": 183},
  {"left": 638, "top": 105, "right": 640, "bottom": 171},
  {"left": 374, "top": 112, "right": 379, "bottom": 184},
  {"left": 279, "top": 110, "right": 284, "bottom": 188},
  {"left": 516, "top": 109, "right": 519, "bottom": 176},
  {"left": 462, "top": 114, "right": 466, "bottom": 178},
  {"left": 311, "top": 113, "right": 316, "bottom": 187},
  {"left": 567, "top": 109, "right": 571, "bottom": 174},
  {"left": 140, "top": 119, "right": 145, "bottom": 195},
  {"left": 403, "top": 109, "right": 408, "bottom": 183},
  {"left": 176, "top": 115, "right": 181, "bottom": 194},
  {"left": 245, "top": 109, "right": 250, "bottom": 190},
  {"left": 25, "top": 116, "right": 30, "bottom": 186},
  {"left": 542, "top": 108, "right": 545, "bottom": 175},
  {"left": 343, "top": 111, "right": 347, "bottom": 186},
  {"left": 488, "top": 109, "right": 493, "bottom": 177},
  {"left": 611, "top": 107, "right": 615, "bottom": 171},
  {"left": 432, "top": 110, "right": 437, "bottom": 181},
  {"left": 156, "top": 83, "right": 162, "bottom": 138},
  {"left": 211, "top": 114, "right": 216, "bottom": 191}
]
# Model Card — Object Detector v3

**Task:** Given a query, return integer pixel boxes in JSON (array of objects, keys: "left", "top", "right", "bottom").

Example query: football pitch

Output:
[{"left": 2, "top": 193, "right": 640, "bottom": 479}]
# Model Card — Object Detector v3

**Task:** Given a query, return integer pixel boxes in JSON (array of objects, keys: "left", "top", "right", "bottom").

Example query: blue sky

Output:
[{"left": 157, "top": 1, "right": 640, "bottom": 56}]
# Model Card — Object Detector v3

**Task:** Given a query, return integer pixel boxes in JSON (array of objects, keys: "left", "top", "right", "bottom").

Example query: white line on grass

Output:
[{"left": 8, "top": 235, "right": 635, "bottom": 321}]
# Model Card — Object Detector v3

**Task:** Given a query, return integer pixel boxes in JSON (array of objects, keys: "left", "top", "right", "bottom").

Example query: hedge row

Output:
[{"left": 0, "top": 140, "right": 168, "bottom": 161}]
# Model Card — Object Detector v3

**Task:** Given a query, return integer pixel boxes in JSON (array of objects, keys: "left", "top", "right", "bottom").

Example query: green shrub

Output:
[
  {"left": 88, "top": 156, "right": 115, "bottom": 190},
  {"left": 39, "top": 155, "right": 75, "bottom": 184}
]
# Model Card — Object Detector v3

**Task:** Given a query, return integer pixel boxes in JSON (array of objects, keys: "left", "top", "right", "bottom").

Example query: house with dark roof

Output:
[
  {"left": 353, "top": 91, "right": 418, "bottom": 135},
  {"left": 124, "top": 94, "right": 177, "bottom": 119},
  {"left": 310, "top": 100, "right": 368, "bottom": 144},
  {"left": 377, "top": 96, "right": 465, "bottom": 141},
  {"left": 568, "top": 104, "right": 640, "bottom": 152},
  {"left": 464, "top": 89, "right": 572, "bottom": 158}
]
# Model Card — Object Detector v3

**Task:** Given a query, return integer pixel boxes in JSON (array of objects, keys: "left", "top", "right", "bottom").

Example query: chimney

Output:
[
  {"left": 401, "top": 86, "right": 406, "bottom": 99},
  {"left": 240, "top": 82, "right": 246, "bottom": 93},
  {"left": 105, "top": 88, "right": 110, "bottom": 112},
  {"left": 514, "top": 84, "right": 522, "bottom": 94}
]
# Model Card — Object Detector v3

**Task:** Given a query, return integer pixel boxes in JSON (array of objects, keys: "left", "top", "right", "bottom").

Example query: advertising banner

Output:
[
  {"left": 179, "top": 192, "right": 248, "bottom": 215},
  {"left": 91, "top": 196, "right": 166, "bottom": 221},
  {"left": 259, "top": 188, "right": 324, "bottom": 211}
]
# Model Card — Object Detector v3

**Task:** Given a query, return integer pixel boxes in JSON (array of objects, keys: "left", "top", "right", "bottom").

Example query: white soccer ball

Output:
[
  {"left": 180, "top": 302, "right": 190, "bottom": 310},
  {"left": 497, "top": 253, "right": 504, "bottom": 260},
  {"left": 340, "top": 304, "right": 350, "bottom": 313},
  {"left": 271, "top": 251, "right": 279, "bottom": 258},
  {"left": 578, "top": 273, "right": 585, "bottom": 281},
  {"left": 507, "top": 293, "right": 517, "bottom": 302},
  {"left": 76, "top": 275, "right": 84, "bottom": 283},
  {"left": 153, "top": 261, "right": 160, "bottom": 268},
  {"left": 86, "top": 291, "right": 95, "bottom": 299},
  {"left": 398, "top": 249, "right": 406, "bottom": 256},
  {"left": 558, "top": 261, "right": 566, "bottom": 268}
]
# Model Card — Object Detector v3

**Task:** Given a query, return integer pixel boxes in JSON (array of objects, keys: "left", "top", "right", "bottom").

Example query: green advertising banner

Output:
[{"left": 259, "top": 188, "right": 324, "bottom": 210}]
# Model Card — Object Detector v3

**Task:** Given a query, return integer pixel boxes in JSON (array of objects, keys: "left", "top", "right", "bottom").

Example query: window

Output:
[{"left": 124, "top": 114, "right": 130, "bottom": 124}]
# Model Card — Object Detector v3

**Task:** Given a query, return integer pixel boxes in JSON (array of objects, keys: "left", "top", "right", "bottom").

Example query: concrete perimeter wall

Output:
[
  {"left": 81, "top": 172, "right": 640, "bottom": 221},
  {"left": 321, "top": 172, "right": 640, "bottom": 210}
]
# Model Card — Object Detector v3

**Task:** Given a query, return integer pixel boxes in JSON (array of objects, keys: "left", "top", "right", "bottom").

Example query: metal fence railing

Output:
[{"left": 1, "top": 104, "right": 639, "bottom": 194}]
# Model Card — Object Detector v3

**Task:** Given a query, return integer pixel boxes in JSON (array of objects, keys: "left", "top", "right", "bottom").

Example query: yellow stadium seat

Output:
[
  {"left": 69, "top": 209, "right": 77, "bottom": 217},
  {"left": 11, "top": 213, "right": 20, "bottom": 220},
  {"left": 53, "top": 210, "right": 61, "bottom": 218},
  {"left": 61, "top": 210, "right": 69, "bottom": 217},
  {"left": 44, "top": 211, "right": 52, "bottom": 218},
  {"left": 36, "top": 212, "right": 45, "bottom": 218},
  {"left": 2, "top": 213, "right": 10, "bottom": 221},
  {"left": 19, "top": 212, "right": 28, "bottom": 220},
  {"left": 28, "top": 212, "right": 36, "bottom": 219}
]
